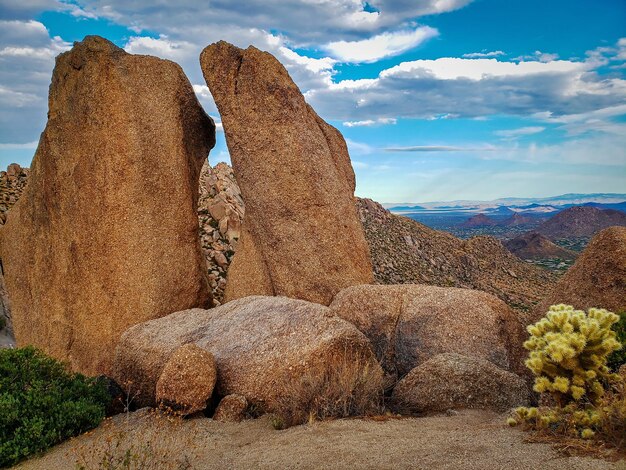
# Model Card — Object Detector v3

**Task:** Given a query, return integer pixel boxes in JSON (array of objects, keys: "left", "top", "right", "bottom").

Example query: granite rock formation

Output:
[
  {"left": 200, "top": 41, "right": 373, "bottom": 305},
  {"left": 0, "top": 36, "right": 214, "bottom": 374},
  {"left": 113, "top": 296, "right": 383, "bottom": 417},
  {"left": 330, "top": 284, "right": 527, "bottom": 388}
]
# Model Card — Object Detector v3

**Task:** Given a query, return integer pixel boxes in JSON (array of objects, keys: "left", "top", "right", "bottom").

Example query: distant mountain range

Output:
[
  {"left": 456, "top": 205, "right": 626, "bottom": 239},
  {"left": 386, "top": 193, "right": 626, "bottom": 216}
]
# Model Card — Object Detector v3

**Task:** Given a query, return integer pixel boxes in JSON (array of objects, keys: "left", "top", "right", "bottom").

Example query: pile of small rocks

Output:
[
  {"left": 0, "top": 163, "right": 29, "bottom": 225},
  {"left": 197, "top": 161, "right": 244, "bottom": 304}
]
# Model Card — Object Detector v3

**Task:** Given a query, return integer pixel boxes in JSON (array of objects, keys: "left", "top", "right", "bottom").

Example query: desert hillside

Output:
[
  {"left": 537, "top": 206, "right": 626, "bottom": 239},
  {"left": 358, "top": 198, "right": 555, "bottom": 317},
  {"left": 505, "top": 232, "right": 577, "bottom": 261}
]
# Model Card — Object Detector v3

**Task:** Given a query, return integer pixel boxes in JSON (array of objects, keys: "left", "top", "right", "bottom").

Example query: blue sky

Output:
[{"left": 0, "top": 0, "right": 625, "bottom": 203}]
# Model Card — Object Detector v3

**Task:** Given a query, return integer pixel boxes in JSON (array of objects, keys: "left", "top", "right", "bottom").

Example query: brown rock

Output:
[
  {"left": 213, "top": 394, "right": 248, "bottom": 422},
  {"left": 533, "top": 226, "right": 626, "bottom": 321},
  {"left": 113, "top": 296, "right": 383, "bottom": 423},
  {"left": 330, "top": 284, "right": 527, "bottom": 386},
  {"left": 200, "top": 41, "right": 373, "bottom": 305},
  {"left": 156, "top": 343, "right": 217, "bottom": 415},
  {"left": 213, "top": 251, "right": 228, "bottom": 269},
  {"left": 391, "top": 353, "right": 530, "bottom": 413},
  {"left": 0, "top": 36, "right": 214, "bottom": 375}
]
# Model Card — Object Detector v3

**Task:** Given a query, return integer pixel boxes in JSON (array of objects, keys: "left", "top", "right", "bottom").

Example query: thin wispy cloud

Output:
[
  {"left": 494, "top": 126, "right": 545, "bottom": 139},
  {"left": 343, "top": 118, "right": 397, "bottom": 127},
  {"left": 462, "top": 50, "right": 505, "bottom": 58},
  {"left": 384, "top": 145, "right": 499, "bottom": 152}
]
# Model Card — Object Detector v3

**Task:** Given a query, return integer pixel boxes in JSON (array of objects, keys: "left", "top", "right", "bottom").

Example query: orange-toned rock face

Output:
[
  {"left": 533, "top": 226, "right": 626, "bottom": 320},
  {"left": 200, "top": 41, "right": 373, "bottom": 306},
  {"left": 0, "top": 36, "right": 214, "bottom": 375}
]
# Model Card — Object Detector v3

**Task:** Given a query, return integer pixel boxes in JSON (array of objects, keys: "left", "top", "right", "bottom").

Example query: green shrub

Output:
[
  {"left": 608, "top": 311, "right": 626, "bottom": 372},
  {"left": 0, "top": 346, "right": 109, "bottom": 467}
]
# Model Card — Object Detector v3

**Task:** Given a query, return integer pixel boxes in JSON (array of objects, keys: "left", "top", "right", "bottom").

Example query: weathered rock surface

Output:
[
  {"left": 0, "top": 36, "right": 214, "bottom": 375},
  {"left": 213, "top": 394, "right": 248, "bottom": 422},
  {"left": 391, "top": 353, "right": 530, "bottom": 413},
  {"left": 534, "top": 226, "right": 626, "bottom": 320},
  {"left": 201, "top": 41, "right": 373, "bottom": 305},
  {"left": 113, "top": 296, "right": 383, "bottom": 418},
  {"left": 357, "top": 198, "right": 556, "bottom": 323},
  {"left": 156, "top": 343, "right": 217, "bottom": 415},
  {"left": 330, "top": 284, "right": 527, "bottom": 386}
]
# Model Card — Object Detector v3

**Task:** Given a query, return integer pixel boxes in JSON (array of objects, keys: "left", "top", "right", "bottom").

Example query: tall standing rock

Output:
[
  {"left": 0, "top": 36, "right": 215, "bottom": 375},
  {"left": 200, "top": 41, "right": 373, "bottom": 305}
]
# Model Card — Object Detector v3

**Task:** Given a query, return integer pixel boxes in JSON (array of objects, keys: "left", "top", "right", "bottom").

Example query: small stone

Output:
[
  {"left": 214, "top": 251, "right": 228, "bottom": 269},
  {"left": 213, "top": 394, "right": 248, "bottom": 422}
]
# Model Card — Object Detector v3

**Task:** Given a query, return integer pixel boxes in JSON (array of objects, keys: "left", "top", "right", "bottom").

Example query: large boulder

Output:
[
  {"left": 200, "top": 41, "right": 373, "bottom": 306},
  {"left": 329, "top": 284, "right": 527, "bottom": 385},
  {"left": 391, "top": 353, "right": 530, "bottom": 413},
  {"left": 113, "top": 296, "right": 383, "bottom": 423},
  {"left": 533, "top": 226, "right": 626, "bottom": 321},
  {"left": 0, "top": 36, "right": 214, "bottom": 375}
]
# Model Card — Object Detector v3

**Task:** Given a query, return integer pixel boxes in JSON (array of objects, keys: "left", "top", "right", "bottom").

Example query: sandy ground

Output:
[{"left": 17, "top": 408, "right": 623, "bottom": 470}]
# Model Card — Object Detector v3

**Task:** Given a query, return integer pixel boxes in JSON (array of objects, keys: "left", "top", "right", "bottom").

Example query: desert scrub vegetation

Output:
[
  {"left": 0, "top": 346, "right": 109, "bottom": 467},
  {"left": 607, "top": 311, "right": 626, "bottom": 372},
  {"left": 508, "top": 305, "right": 625, "bottom": 453},
  {"left": 270, "top": 349, "right": 384, "bottom": 428},
  {"left": 74, "top": 409, "right": 197, "bottom": 470}
]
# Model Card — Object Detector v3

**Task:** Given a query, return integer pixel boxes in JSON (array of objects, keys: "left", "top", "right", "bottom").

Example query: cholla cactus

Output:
[{"left": 524, "top": 304, "right": 622, "bottom": 405}]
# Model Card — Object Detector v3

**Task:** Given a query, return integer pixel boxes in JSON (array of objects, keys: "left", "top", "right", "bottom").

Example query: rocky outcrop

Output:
[
  {"left": 156, "top": 343, "right": 217, "bottom": 415},
  {"left": 0, "top": 163, "right": 29, "bottom": 225},
  {"left": 198, "top": 162, "right": 243, "bottom": 304},
  {"left": 0, "top": 36, "right": 214, "bottom": 375},
  {"left": 534, "top": 226, "right": 626, "bottom": 320},
  {"left": 357, "top": 198, "right": 555, "bottom": 320},
  {"left": 505, "top": 232, "right": 577, "bottom": 261},
  {"left": 113, "top": 296, "right": 383, "bottom": 419},
  {"left": 200, "top": 41, "right": 373, "bottom": 305},
  {"left": 391, "top": 353, "right": 530, "bottom": 413},
  {"left": 330, "top": 284, "right": 527, "bottom": 387}
]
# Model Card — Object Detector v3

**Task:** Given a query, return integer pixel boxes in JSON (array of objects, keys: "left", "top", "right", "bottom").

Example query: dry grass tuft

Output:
[{"left": 271, "top": 347, "right": 384, "bottom": 427}]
